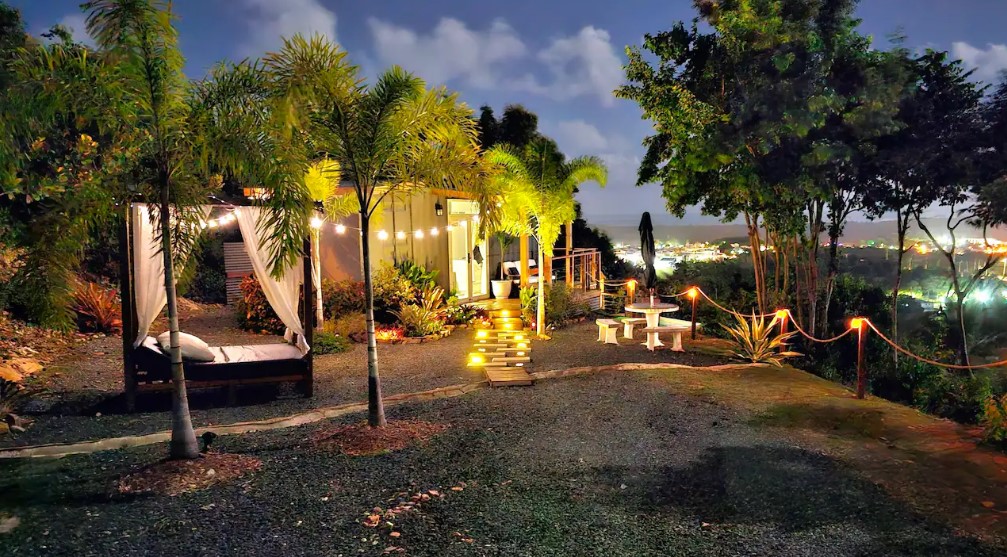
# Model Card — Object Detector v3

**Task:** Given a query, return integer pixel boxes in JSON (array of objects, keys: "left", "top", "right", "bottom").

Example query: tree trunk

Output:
[
  {"left": 161, "top": 186, "right": 198, "bottom": 460},
  {"left": 313, "top": 228, "right": 323, "bottom": 326},
  {"left": 821, "top": 230, "right": 841, "bottom": 330},
  {"left": 360, "top": 213, "right": 387, "bottom": 426},
  {"left": 536, "top": 243, "right": 546, "bottom": 338},
  {"left": 891, "top": 222, "right": 907, "bottom": 367}
]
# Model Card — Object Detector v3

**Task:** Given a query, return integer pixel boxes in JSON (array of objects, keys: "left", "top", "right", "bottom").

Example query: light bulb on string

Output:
[
  {"left": 430, "top": 227, "right": 439, "bottom": 236},
  {"left": 334, "top": 224, "right": 346, "bottom": 234},
  {"left": 207, "top": 220, "right": 219, "bottom": 228},
  {"left": 377, "top": 230, "right": 389, "bottom": 241},
  {"left": 414, "top": 229, "right": 424, "bottom": 239},
  {"left": 396, "top": 230, "right": 406, "bottom": 240},
  {"left": 445, "top": 224, "right": 454, "bottom": 232},
  {"left": 310, "top": 216, "right": 324, "bottom": 230}
]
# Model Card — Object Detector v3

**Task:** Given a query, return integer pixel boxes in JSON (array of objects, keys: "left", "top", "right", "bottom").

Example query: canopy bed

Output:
[{"left": 118, "top": 203, "right": 314, "bottom": 411}]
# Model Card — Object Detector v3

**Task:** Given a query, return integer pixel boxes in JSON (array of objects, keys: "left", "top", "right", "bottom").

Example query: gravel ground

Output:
[
  {"left": 0, "top": 371, "right": 997, "bottom": 556},
  {"left": 3, "top": 308, "right": 730, "bottom": 448}
]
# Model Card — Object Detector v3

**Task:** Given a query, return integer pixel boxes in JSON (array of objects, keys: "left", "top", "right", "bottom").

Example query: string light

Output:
[
  {"left": 334, "top": 224, "right": 346, "bottom": 234},
  {"left": 414, "top": 229, "right": 424, "bottom": 239},
  {"left": 396, "top": 230, "right": 406, "bottom": 240},
  {"left": 310, "top": 216, "right": 324, "bottom": 229},
  {"left": 377, "top": 230, "right": 389, "bottom": 241},
  {"left": 430, "top": 227, "right": 439, "bottom": 236}
]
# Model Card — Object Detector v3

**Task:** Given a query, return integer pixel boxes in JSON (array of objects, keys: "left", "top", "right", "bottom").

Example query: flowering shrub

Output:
[
  {"left": 322, "top": 279, "right": 366, "bottom": 318},
  {"left": 236, "top": 276, "right": 285, "bottom": 334}
]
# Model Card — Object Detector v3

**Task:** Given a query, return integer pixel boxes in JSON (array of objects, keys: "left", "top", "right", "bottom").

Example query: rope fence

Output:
[{"left": 610, "top": 281, "right": 1007, "bottom": 372}]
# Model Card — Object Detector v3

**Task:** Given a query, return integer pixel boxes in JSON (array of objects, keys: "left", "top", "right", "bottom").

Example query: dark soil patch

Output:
[
  {"left": 116, "top": 453, "right": 261, "bottom": 497},
  {"left": 310, "top": 420, "right": 448, "bottom": 456}
]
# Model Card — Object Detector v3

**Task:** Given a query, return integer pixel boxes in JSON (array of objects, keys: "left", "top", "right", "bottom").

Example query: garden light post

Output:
[
  {"left": 851, "top": 317, "right": 867, "bottom": 399},
  {"left": 687, "top": 287, "right": 698, "bottom": 340},
  {"left": 776, "top": 309, "right": 788, "bottom": 353}
]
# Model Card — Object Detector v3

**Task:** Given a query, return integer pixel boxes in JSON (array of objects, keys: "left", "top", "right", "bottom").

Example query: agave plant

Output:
[{"left": 721, "top": 313, "right": 801, "bottom": 366}]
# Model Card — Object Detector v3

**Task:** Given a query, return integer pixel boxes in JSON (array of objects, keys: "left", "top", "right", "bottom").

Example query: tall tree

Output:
[
  {"left": 488, "top": 138, "right": 607, "bottom": 334},
  {"left": 899, "top": 55, "right": 986, "bottom": 366},
  {"left": 256, "top": 36, "right": 485, "bottom": 426},
  {"left": 498, "top": 104, "right": 540, "bottom": 150},
  {"left": 618, "top": 0, "right": 898, "bottom": 334},
  {"left": 476, "top": 105, "right": 499, "bottom": 151},
  {"left": 864, "top": 51, "right": 981, "bottom": 357}
]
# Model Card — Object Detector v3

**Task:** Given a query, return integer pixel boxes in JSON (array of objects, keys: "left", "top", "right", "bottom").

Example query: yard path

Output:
[{"left": 1, "top": 367, "right": 1002, "bottom": 556}]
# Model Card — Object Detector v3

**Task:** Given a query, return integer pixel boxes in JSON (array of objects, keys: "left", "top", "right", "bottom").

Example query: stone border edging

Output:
[{"left": 0, "top": 362, "right": 761, "bottom": 460}]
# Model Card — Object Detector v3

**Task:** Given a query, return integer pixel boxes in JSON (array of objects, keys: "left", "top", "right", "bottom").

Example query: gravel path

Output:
[
  {"left": 4, "top": 308, "right": 729, "bottom": 448},
  {"left": 0, "top": 371, "right": 997, "bottom": 556}
]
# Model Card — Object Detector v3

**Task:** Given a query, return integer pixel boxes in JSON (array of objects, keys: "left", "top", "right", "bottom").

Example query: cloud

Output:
[
  {"left": 516, "top": 27, "right": 624, "bottom": 106},
  {"left": 952, "top": 41, "right": 1007, "bottom": 83},
  {"left": 234, "top": 0, "right": 337, "bottom": 58},
  {"left": 548, "top": 119, "right": 632, "bottom": 156},
  {"left": 367, "top": 17, "right": 526, "bottom": 88},
  {"left": 366, "top": 19, "right": 623, "bottom": 106}
]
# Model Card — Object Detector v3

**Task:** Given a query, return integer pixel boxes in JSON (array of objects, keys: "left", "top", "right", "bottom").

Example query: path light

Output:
[
  {"left": 687, "top": 288, "right": 699, "bottom": 339},
  {"left": 377, "top": 230, "right": 389, "bottom": 241},
  {"left": 335, "top": 224, "right": 346, "bottom": 234},
  {"left": 849, "top": 317, "right": 868, "bottom": 400},
  {"left": 310, "top": 216, "right": 324, "bottom": 230},
  {"left": 469, "top": 354, "right": 484, "bottom": 365},
  {"left": 775, "top": 309, "right": 789, "bottom": 354}
]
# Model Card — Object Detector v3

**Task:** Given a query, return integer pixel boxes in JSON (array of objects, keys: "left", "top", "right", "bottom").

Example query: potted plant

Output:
[{"left": 491, "top": 232, "right": 514, "bottom": 299}]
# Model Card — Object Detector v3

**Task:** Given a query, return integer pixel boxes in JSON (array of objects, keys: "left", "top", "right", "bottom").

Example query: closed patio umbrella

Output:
[{"left": 639, "top": 212, "right": 657, "bottom": 305}]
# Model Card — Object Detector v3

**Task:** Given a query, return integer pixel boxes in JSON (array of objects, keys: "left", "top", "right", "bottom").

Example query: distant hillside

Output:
[{"left": 593, "top": 218, "right": 1007, "bottom": 246}]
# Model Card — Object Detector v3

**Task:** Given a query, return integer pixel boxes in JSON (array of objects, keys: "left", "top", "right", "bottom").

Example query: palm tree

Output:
[
  {"left": 487, "top": 138, "right": 607, "bottom": 335},
  {"left": 82, "top": 1, "right": 311, "bottom": 459},
  {"left": 305, "top": 159, "right": 342, "bottom": 325},
  {"left": 256, "top": 36, "right": 484, "bottom": 426}
]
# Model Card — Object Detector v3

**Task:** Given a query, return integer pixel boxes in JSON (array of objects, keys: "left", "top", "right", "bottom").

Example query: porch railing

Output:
[{"left": 549, "top": 248, "right": 606, "bottom": 310}]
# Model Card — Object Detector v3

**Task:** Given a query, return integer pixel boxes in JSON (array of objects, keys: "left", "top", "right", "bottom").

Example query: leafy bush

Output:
[
  {"left": 444, "top": 302, "right": 479, "bottom": 325},
  {"left": 72, "top": 281, "right": 122, "bottom": 333},
  {"left": 322, "top": 279, "right": 366, "bottom": 318},
  {"left": 236, "top": 276, "right": 285, "bottom": 334},
  {"left": 373, "top": 264, "right": 415, "bottom": 323},
  {"left": 313, "top": 330, "right": 351, "bottom": 355},
  {"left": 325, "top": 313, "right": 366, "bottom": 340},
  {"left": 186, "top": 235, "right": 227, "bottom": 304},
  {"left": 395, "top": 260, "right": 438, "bottom": 291},
  {"left": 982, "top": 393, "right": 1007, "bottom": 446},
  {"left": 392, "top": 285, "right": 446, "bottom": 337},
  {"left": 519, "top": 286, "right": 537, "bottom": 325},
  {"left": 914, "top": 370, "right": 991, "bottom": 424},
  {"left": 544, "top": 282, "right": 590, "bottom": 327},
  {"left": 721, "top": 313, "right": 800, "bottom": 366}
]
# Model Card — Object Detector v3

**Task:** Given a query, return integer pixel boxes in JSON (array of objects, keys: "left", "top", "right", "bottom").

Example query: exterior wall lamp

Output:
[{"left": 435, "top": 201, "right": 444, "bottom": 216}]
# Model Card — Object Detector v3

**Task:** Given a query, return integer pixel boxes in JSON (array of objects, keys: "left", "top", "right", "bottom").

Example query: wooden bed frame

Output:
[{"left": 118, "top": 204, "right": 314, "bottom": 411}]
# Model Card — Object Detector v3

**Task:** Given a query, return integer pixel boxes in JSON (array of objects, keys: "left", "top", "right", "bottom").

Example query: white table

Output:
[{"left": 625, "top": 303, "right": 680, "bottom": 349}]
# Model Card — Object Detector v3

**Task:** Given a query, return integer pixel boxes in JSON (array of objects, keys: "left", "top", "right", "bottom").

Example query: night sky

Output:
[{"left": 12, "top": 0, "right": 1007, "bottom": 224}]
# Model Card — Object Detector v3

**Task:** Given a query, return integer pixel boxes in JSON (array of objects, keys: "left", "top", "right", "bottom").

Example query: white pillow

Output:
[{"left": 156, "top": 332, "right": 215, "bottom": 362}]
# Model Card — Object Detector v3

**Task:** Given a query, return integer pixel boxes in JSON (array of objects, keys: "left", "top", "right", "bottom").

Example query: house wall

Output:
[{"left": 318, "top": 190, "right": 483, "bottom": 296}]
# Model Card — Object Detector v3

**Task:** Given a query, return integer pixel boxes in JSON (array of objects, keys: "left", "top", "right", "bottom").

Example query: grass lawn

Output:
[{"left": 1, "top": 366, "right": 1005, "bottom": 556}]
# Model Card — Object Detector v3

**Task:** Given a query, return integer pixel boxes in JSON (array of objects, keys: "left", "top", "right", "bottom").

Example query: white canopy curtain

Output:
[
  {"left": 235, "top": 206, "right": 309, "bottom": 353},
  {"left": 131, "top": 204, "right": 212, "bottom": 347}
]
